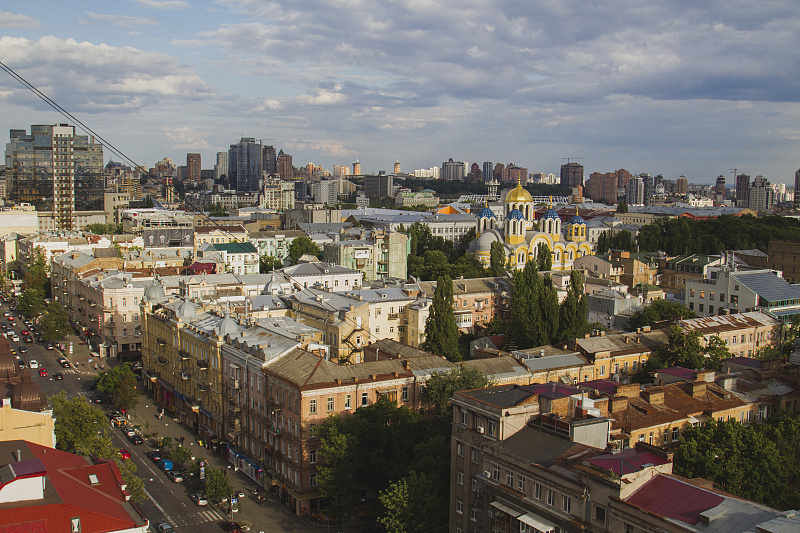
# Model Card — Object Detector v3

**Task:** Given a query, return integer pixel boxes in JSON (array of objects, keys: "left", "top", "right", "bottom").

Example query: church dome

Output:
[
  {"left": 505, "top": 182, "right": 533, "bottom": 204},
  {"left": 215, "top": 311, "right": 239, "bottom": 338},
  {"left": 469, "top": 229, "right": 503, "bottom": 254},
  {"left": 541, "top": 207, "right": 560, "bottom": 220},
  {"left": 0, "top": 336, "right": 18, "bottom": 381},
  {"left": 478, "top": 206, "right": 496, "bottom": 219},
  {"left": 507, "top": 208, "right": 526, "bottom": 221},
  {"left": 175, "top": 300, "right": 199, "bottom": 320},
  {"left": 11, "top": 368, "right": 48, "bottom": 412},
  {"left": 569, "top": 213, "right": 585, "bottom": 224},
  {"left": 143, "top": 281, "right": 165, "bottom": 302}
]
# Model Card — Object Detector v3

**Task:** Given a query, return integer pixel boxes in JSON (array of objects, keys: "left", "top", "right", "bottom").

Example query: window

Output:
[
  {"left": 699, "top": 304, "right": 704, "bottom": 312},
  {"left": 327, "top": 397, "right": 334, "bottom": 412},
  {"left": 517, "top": 475, "right": 526, "bottom": 493},
  {"left": 460, "top": 408, "right": 467, "bottom": 425},
  {"left": 457, "top": 470, "right": 464, "bottom": 485},
  {"left": 471, "top": 448, "right": 478, "bottom": 463},
  {"left": 310, "top": 424, "right": 318, "bottom": 437},
  {"left": 361, "top": 392, "right": 368, "bottom": 406},
  {"left": 493, "top": 464, "right": 500, "bottom": 480},
  {"left": 470, "top": 505, "right": 477, "bottom": 521},
  {"left": 672, "top": 427, "right": 679, "bottom": 441},
  {"left": 488, "top": 420, "right": 497, "bottom": 438},
  {"left": 562, "top": 495, "right": 571, "bottom": 514},
  {"left": 309, "top": 450, "right": 317, "bottom": 464},
  {"left": 599, "top": 365, "right": 605, "bottom": 376},
  {"left": 457, "top": 442, "right": 464, "bottom": 457},
  {"left": 309, "top": 399, "right": 317, "bottom": 414},
  {"left": 546, "top": 489, "right": 554, "bottom": 506},
  {"left": 402, "top": 387, "right": 408, "bottom": 402},
  {"left": 345, "top": 394, "right": 351, "bottom": 409},
  {"left": 594, "top": 505, "right": 606, "bottom": 524},
  {"left": 456, "top": 499, "right": 463, "bottom": 514},
  {"left": 624, "top": 524, "right": 634, "bottom": 533},
  {"left": 506, "top": 471, "right": 513, "bottom": 486},
  {"left": 310, "top": 473, "right": 317, "bottom": 486},
  {"left": 534, "top": 483, "right": 542, "bottom": 500}
]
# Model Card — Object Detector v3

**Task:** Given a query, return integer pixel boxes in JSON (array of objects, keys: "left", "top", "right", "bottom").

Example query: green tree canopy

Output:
[
  {"left": 422, "top": 275, "right": 461, "bottom": 361},
  {"left": 628, "top": 299, "right": 696, "bottom": 331},
  {"left": 40, "top": 300, "right": 70, "bottom": 342},
  {"left": 419, "top": 366, "right": 491, "bottom": 420},
  {"left": 558, "top": 270, "right": 589, "bottom": 342},
  {"left": 287, "top": 236, "right": 321, "bottom": 265},
  {"left": 96, "top": 363, "right": 140, "bottom": 413},
  {"left": 259, "top": 255, "right": 283, "bottom": 273},
  {"left": 203, "top": 468, "right": 234, "bottom": 503},
  {"left": 652, "top": 325, "right": 723, "bottom": 371},
  {"left": 489, "top": 240, "right": 506, "bottom": 277},
  {"left": 207, "top": 203, "right": 228, "bottom": 217},
  {"left": 378, "top": 471, "right": 448, "bottom": 533},
  {"left": 51, "top": 392, "right": 108, "bottom": 454},
  {"left": 536, "top": 242, "right": 552, "bottom": 271},
  {"left": 85, "top": 223, "right": 123, "bottom": 235}
]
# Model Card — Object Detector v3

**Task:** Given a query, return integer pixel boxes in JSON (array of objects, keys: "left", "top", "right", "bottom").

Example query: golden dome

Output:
[{"left": 505, "top": 182, "right": 533, "bottom": 204}]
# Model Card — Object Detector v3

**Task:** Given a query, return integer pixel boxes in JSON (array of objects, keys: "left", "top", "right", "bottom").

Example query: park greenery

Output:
[
  {"left": 319, "top": 368, "right": 489, "bottom": 531},
  {"left": 96, "top": 363, "right": 140, "bottom": 413},
  {"left": 259, "top": 255, "right": 283, "bottom": 273},
  {"left": 627, "top": 299, "right": 697, "bottom": 331},
  {"left": 403, "top": 223, "right": 483, "bottom": 280},
  {"left": 675, "top": 413, "right": 800, "bottom": 510},
  {"left": 596, "top": 229, "right": 636, "bottom": 254},
  {"left": 85, "top": 223, "right": 124, "bottom": 235},
  {"left": 287, "top": 236, "right": 322, "bottom": 265},
  {"left": 637, "top": 214, "right": 800, "bottom": 255},
  {"left": 207, "top": 203, "right": 228, "bottom": 217},
  {"left": 50, "top": 392, "right": 145, "bottom": 502}
]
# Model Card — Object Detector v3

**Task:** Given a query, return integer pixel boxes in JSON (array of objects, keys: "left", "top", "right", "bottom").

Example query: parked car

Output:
[
  {"left": 23, "top": 335, "right": 32, "bottom": 343},
  {"left": 20, "top": 329, "right": 28, "bottom": 336},
  {"left": 158, "top": 459, "right": 173, "bottom": 472},
  {"left": 37, "top": 368, "right": 47, "bottom": 377},
  {"left": 53, "top": 373, "right": 63, "bottom": 380},
  {"left": 59, "top": 358, "right": 71, "bottom": 368},
  {"left": 28, "top": 360, "right": 38, "bottom": 369},
  {"left": 166, "top": 470, "right": 184, "bottom": 483},
  {"left": 156, "top": 524, "right": 175, "bottom": 533},
  {"left": 119, "top": 449, "right": 130, "bottom": 460},
  {"left": 18, "top": 346, "right": 27, "bottom": 353},
  {"left": 190, "top": 493, "right": 208, "bottom": 506},
  {"left": 146, "top": 451, "right": 162, "bottom": 463},
  {"left": 45, "top": 343, "right": 54, "bottom": 350}
]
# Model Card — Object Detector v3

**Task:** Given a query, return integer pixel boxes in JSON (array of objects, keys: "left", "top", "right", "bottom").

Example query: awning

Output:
[
  {"left": 490, "top": 500, "right": 522, "bottom": 518},
  {"left": 518, "top": 512, "right": 556, "bottom": 532}
]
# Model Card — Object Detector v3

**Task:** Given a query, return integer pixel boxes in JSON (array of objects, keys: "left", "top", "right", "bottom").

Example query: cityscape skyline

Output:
[{"left": 1, "top": 2, "right": 799, "bottom": 185}]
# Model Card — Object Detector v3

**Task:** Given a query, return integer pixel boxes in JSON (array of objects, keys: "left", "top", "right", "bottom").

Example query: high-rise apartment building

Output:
[
  {"left": 364, "top": 174, "right": 394, "bottom": 198},
  {"left": 186, "top": 153, "right": 201, "bottom": 182},
  {"left": 560, "top": 162, "right": 583, "bottom": 190},
  {"left": 626, "top": 176, "right": 644, "bottom": 205},
  {"left": 715, "top": 175, "right": 726, "bottom": 199},
  {"left": 214, "top": 151, "right": 228, "bottom": 181},
  {"left": 228, "top": 137, "right": 264, "bottom": 192},
  {"left": 736, "top": 173, "right": 751, "bottom": 207},
  {"left": 394, "top": 160, "right": 401, "bottom": 174},
  {"left": 441, "top": 158, "right": 466, "bottom": 181},
  {"left": 641, "top": 173, "right": 653, "bottom": 205},
  {"left": 277, "top": 150, "right": 293, "bottom": 180},
  {"left": 676, "top": 175, "right": 688, "bottom": 195},
  {"left": 263, "top": 145, "right": 277, "bottom": 175},
  {"left": 748, "top": 175, "right": 775, "bottom": 212},
  {"left": 795, "top": 169, "right": 800, "bottom": 209},
  {"left": 585, "top": 172, "right": 618, "bottom": 203},
  {"left": 482, "top": 161, "right": 493, "bottom": 183},
  {"left": 5, "top": 124, "right": 103, "bottom": 230},
  {"left": 353, "top": 159, "right": 362, "bottom": 176}
]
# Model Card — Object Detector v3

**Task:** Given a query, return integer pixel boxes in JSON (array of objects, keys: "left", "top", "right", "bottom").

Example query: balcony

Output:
[
  {"left": 179, "top": 371, "right": 190, "bottom": 380},
  {"left": 157, "top": 338, "right": 167, "bottom": 346},
  {"left": 196, "top": 360, "right": 209, "bottom": 370},
  {"left": 388, "top": 313, "right": 398, "bottom": 320},
  {"left": 157, "top": 356, "right": 168, "bottom": 365},
  {"left": 179, "top": 350, "right": 190, "bottom": 360},
  {"left": 267, "top": 425, "right": 281, "bottom": 436},
  {"left": 232, "top": 379, "right": 241, "bottom": 390}
]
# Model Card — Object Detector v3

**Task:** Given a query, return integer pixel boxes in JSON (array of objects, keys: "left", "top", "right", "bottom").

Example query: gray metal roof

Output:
[
  {"left": 733, "top": 271, "right": 800, "bottom": 302},
  {"left": 520, "top": 353, "right": 590, "bottom": 372}
]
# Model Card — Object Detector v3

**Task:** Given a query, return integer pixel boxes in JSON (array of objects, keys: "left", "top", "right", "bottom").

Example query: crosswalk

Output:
[{"left": 172, "top": 508, "right": 226, "bottom": 526}]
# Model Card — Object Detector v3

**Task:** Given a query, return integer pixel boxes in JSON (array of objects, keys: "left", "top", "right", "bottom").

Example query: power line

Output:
[{"left": 0, "top": 59, "right": 245, "bottom": 242}]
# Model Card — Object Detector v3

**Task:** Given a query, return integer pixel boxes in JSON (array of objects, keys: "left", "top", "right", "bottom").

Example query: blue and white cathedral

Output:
[{"left": 468, "top": 181, "right": 593, "bottom": 270}]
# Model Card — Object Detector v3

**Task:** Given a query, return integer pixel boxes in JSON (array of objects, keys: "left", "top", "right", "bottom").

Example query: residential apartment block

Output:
[{"left": 323, "top": 230, "right": 409, "bottom": 281}]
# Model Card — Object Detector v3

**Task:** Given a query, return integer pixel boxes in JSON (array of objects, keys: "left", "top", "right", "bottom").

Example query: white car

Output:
[
  {"left": 10, "top": 334, "right": 19, "bottom": 342},
  {"left": 28, "top": 359, "right": 38, "bottom": 369},
  {"left": 190, "top": 493, "right": 207, "bottom": 506}
]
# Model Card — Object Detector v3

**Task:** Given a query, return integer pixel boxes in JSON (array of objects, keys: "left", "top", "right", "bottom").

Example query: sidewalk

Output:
[{"left": 54, "top": 333, "right": 105, "bottom": 377}]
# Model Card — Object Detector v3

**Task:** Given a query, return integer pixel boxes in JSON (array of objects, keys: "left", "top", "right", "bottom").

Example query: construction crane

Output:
[{"left": 562, "top": 157, "right": 585, "bottom": 164}]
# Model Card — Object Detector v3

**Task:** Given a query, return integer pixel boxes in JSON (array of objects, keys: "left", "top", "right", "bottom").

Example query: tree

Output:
[
  {"left": 259, "top": 255, "right": 283, "bottom": 273},
  {"left": 422, "top": 275, "right": 461, "bottom": 361},
  {"left": 420, "top": 366, "right": 491, "bottom": 420},
  {"left": 558, "top": 270, "right": 589, "bottom": 342},
  {"left": 538, "top": 274, "right": 560, "bottom": 345},
  {"left": 207, "top": 202, "right": 228, "bottom": 217},
  {"left": 85, "top": 223, "right": 123, "bottom": 235},
  {"left": 17, "top": 287, "right": 44, "bottom": 320},
  {"left": 704, "top": 335, "right": 732, "bottom": 368},
  {"left": 169, "top": 445, "right": 193, "bottom": 469},
  {"left": 287, "top": 236, "right": 321, "bottom": 265},
  {"left": 508, "top": 261, "right": 541, "bottom": 349},
  {"left": 537, "top": 243, "right": 552, "bottom": 271},
  {"left": 655, "top": 325, "right": 712, "bottom": 370},
  {"left": 96, "top": 363, "right": 140, "bottom": 413},
  {"left": 50, "top": 392, "right": 107, "bottom": 454},
  {"left": 203, "top": 468, "right": 234, "bottom": 503},
  {"left": 378, "top": 471, "right": 448, "bottom": 533},
  {"left": 628, "top": 299, "right": 696, "bottom": 331},
  {"left": 617, "top": 201, "right": 629, "bottom": 213},
  {"left": 40, "top": 300, "right": 70, "bottom": 342},
  {"left": 83, "top": 430, "right": 145, "bottom": 502},
  {"left": 318, "top": 416, "right": 361, "bottom": 522},
  {"left": 489, "top": 240, "right": 506, "bottom": 277}
]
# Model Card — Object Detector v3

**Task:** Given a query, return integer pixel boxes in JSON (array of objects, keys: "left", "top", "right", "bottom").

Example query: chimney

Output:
[
  {"left": 402, "top": 360, "right": 410, "bottom": 370},
  {"left": 610, "top": 396, "right": 628, "bottom": 413},
  {"left": 16, "top": 449, "right": 21, "bottom": 462},
  {"left": 689, "top": 381, "right": 707, "bottom": 398},
  {"left": 643, "top": 388, "right": 664, "bottom": 405},
  {"left": 624, "top": 336, "right": 629, "bottom": 344},
  {"left": 600, "top": 331, "right": 606, "bottom": 337}
]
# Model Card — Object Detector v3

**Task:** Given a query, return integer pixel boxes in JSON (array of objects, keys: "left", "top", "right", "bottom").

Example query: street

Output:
[{"left": 1, "top": 300, "right": 318, "bottom": 533}]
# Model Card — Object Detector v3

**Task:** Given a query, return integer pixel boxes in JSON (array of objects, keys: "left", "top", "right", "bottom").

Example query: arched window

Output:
[{"left": 518, "top": 252, "right": 525, "bottom": 263}]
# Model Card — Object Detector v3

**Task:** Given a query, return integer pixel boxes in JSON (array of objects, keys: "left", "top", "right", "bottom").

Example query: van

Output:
[{"left": 158, "top": 459, "right": 174, "bottom": 472}]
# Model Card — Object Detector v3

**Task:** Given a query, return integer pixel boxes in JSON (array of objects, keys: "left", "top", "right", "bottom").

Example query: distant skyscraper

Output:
[
  {"left": 5, "top": 123, "right": 103, "bottom": 230},
  {"left": 263, "top": 145, "right": 277, "bottom": 175},
  {"left": 277, "top": 150, "right": 293, "bottom": 180},
  {"left": 482, "top": 161, "right": 493, "bottom": 184},
  {"left": 186, "top": 153, "right": 201, "bottom": 182},
  {"left": 627, "top": 176, "right": 644, "bottom": 205},
  {"left": 441, "top": 158, "right": 466, "bottom": 181},
  {"left": 228, "top": 137, "right": 263, "bottom": 192},
  {"left": 214, "top": 151, "right": 228, "bottom": 181},
  {"left": 795, "top": 169, "right": 800, "bottom": 209},
  {"left": 641, "top": 174, "right": 653, "bottom": 206},
  {"left": 394, "top": 160, "right": 401, "bottom": 174},
  {"left": 560, "top": 162, "right": 583, "bottom": 190},
  {"left": 676, "top": 175, "right": 688, "bottom": 195},
  {"left": 715, "top": 175, "right": 726, "bottom": 199},
  {"left": 353, "top": 159, "right": 362, "bottom": 176},
  {"left": 748, "top": 176, "right": 775, "bottom": 212},
  {"left": 736, "top": 173, "right": 750, "bottom": 207}
]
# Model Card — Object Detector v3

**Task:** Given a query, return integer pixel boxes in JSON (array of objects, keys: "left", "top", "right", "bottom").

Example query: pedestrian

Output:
[{"left": 180, "top": 436, "right": 185, "bottom": 445}]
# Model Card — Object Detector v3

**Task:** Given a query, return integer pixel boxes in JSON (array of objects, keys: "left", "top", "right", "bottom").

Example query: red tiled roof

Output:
[
  {"left": 625, "top": 474, "right": 724, "bottom": 525},
  {"left": 585, "top": 448, "right": 670, "bottom": 475},
  {"left": 658, "top": 366, "right": 697, "bottom": 379}
]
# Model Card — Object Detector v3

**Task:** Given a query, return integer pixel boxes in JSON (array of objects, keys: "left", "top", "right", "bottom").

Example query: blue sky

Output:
[{"left": 1, "top": 1, "right": 799, "bottom": 184}]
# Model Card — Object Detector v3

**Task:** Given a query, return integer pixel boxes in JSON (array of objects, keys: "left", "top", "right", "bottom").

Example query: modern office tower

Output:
[
  {"left": 364, "top": 174, "right": 394, "bottom": 198},
  {"left": 214, "top": 151, "right": 228, "bottom": 181},
  {"left": 353, "top": 159, "right": 362, "bottom": 176},
  {"left": 228, "top": 137, "right": 264, "bottom": 192},
  {"left": 560, "top": 162, "right": 584, "bottom": 190},
  {"left": 263, "top": 145, "right": 277, "bottom": 175},
  {"left": 394, "top": 160, "right": 401, "bottom": 174},
  {"left": 441, "top": 158, "right": 466, "bottom": 181},
  {"left": 277, "top": 150, "right": 293, "bottom": 180},
  {"left": 748, "top": 176, "right": 775, "bottom": 212},
  {"left": 795, "top": 169, "right": 800, "bottom": 209},
  {"left": 676, "top": 175, "right": 688, "bottom": 195},
  {"left": 627, "top": 176, "right": 645, "bottom": 205},
  {"left": 186, "top": 153, "right": 201, "bottom": 182},
  {"left": 715, "top": 175, "right": 726, "bottom": 199},
  {"left": 5, "top": 124, "right": 103, "bottom": 230},
  {"left": 736, "top": 173, "right": 751, "bottom": 207},
  {"left": 641, "top": 174, "right": 653, "bottom": 205},
  {"left": 482, "top": 161, "right": 493, "bottom": 183}
]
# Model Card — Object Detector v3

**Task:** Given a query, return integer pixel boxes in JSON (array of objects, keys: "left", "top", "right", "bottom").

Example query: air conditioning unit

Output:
[
  {"left": 477, "top": 425, "right": 485, "bottom": 434},
  {"left": 484, "top": 470, "right": 492, "bottom": 478}
]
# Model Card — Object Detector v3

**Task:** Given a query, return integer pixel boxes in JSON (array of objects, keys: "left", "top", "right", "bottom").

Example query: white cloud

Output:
[
  {"left": 82, "top": 12, "right": 159, "bottom": 28},
  {"left": 131, "top": 0, "right": 188, "bottom": 10},
  {"left": 0, "top": 11, "right": 41, "bottom": 28},
  {"left": 164, "top": 126, "right": 212, "bottom": 150}
]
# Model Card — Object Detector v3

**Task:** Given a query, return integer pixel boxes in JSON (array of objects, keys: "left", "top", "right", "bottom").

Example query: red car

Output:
[
  {"left": 119, "top": 449, "right": 131, "bottom": 460},
  {"left": 20, "top": 330, "right": 28, "bottom": 336},
  {"left": 38, "top": 368, "right": 47, "bottom": 377}
]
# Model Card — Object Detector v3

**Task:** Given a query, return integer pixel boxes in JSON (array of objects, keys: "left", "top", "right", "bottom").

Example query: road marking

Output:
[{"left": 143, "top": 486, "right": 176, "bottom": 525}]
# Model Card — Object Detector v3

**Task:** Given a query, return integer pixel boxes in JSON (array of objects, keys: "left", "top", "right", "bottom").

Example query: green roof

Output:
[{"left": 211, "top": 241, "right": 258, "bottom": 254}]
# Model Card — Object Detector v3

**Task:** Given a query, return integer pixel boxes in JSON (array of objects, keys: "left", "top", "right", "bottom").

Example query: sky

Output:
[{"left": 1, "top": 1, "right": 799, "bottom": 185}]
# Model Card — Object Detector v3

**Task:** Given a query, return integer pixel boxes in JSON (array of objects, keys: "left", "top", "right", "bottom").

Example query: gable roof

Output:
[{"left": 209, "top": 241, "right": 258, "bottom": 254}]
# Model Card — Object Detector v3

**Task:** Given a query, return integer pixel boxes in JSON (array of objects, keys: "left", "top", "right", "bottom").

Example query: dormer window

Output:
[{"left": 88, "top": 474, "right": 99, "bottom": 485}]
